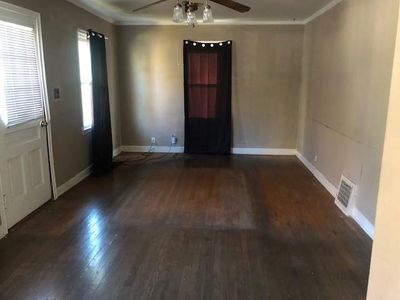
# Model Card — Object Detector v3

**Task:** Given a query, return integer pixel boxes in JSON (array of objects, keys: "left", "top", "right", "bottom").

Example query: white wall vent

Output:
[{"left": 335, "top": 175, "right": 357, "bottom": 216}]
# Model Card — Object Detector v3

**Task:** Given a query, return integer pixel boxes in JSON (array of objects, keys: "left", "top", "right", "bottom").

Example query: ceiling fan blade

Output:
[
  {"left": 210, "top": 0, "right": 251, "bottom": 13},
  {"left": 132, "top": 0, "right": 170, "bottom": 13}
]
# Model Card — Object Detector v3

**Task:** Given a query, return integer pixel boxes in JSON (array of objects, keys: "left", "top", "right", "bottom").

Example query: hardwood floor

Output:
[{"left": 0, "top": 154, "right": 372, "bottom": 299}]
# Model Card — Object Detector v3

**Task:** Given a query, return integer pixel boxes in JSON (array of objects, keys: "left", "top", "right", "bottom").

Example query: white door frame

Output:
[
  {"left": 0, "top": 1, "right": 58, "bottom": 238},
  {"left": 0, "top": 181, "right": 7, "bottom": 238},
  {"left": 33, "top": 3, "right": 58, "bottom": 200}
]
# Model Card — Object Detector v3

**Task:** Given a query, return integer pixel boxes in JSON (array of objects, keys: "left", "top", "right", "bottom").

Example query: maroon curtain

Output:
[{"left": 184, "top": 40, "right": 232, "bottom": 154}]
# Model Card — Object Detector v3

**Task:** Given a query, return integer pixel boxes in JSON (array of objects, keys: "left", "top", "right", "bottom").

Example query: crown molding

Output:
[
  {"left": 303, "top": 0, "right": 343, "bottom": 24},
  {"left": 67, "top": 0, "right": 342, "bottom": 27},
  {"left": 115, "top": 20, "right": 305, "bottom": 26},
  {"left": 66, "top": 0, "right": 116, "bottom": 24}
]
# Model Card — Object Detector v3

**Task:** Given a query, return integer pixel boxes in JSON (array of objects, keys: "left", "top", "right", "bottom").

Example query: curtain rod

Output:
[
  {"left": 79, "top": 28, "right": 109, "bottom": 40},
  {"left": 88, "top": 31, "right": 109, "bottom": 40}
]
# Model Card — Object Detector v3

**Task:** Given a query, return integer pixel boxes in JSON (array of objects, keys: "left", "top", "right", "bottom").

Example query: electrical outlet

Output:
[
  {"left": 171, "top": 135, "right": 177, "bottom": 145},
  {"left": 314, "top": 155, "right": 318, "bottom": 162},
  {"left": 151, "top": 137, "right": 156, "bottom": 144}
]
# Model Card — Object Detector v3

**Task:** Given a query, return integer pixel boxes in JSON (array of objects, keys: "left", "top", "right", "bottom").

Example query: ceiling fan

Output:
[{"left": 132, "top": 0, "right": 251, "bottom": 27}]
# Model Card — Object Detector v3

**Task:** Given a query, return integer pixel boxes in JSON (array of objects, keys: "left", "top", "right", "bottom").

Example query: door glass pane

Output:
[{"left": 0, "top": 20, "right": 44, "bottom": 127}]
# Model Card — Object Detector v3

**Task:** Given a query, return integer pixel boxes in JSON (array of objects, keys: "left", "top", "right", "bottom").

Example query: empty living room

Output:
[{"left": 0, "top": 0, "right": 399, "bottom": 299}]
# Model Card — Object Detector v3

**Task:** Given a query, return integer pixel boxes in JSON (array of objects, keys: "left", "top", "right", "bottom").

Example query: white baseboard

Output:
[
  {"left": 232, "top": 148, "right": 296, "bottom": 155},
  {"left": 296, "top": 151, "right": 374, "bottom": 239},
  {"left": 121, "top": 145, "right": 185, "bottom": 153},
  {"left": 352, "top": 207, "right": 375, "bottom": 239},
  {"left": 56, "top": 166, "right": 92, "bottom": 197},
  {"left": 113, "top": 147, "right": 122, "bottom": 157},
  {"left": 295, "top": 151, "right": 338, "bottom": 197},
  {"left": 120, "top": 146, "right": 296, "bottom": 156}
]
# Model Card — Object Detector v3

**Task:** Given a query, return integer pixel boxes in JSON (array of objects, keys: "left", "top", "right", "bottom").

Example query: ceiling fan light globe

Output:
[
  {"left": 186, "top": 10, "right": 197, "bottom": 27},
  {"left": 172, "top": 4, "right": 185, "bottom": 23},
  {"left": 203, "top": 5, "right": 214, "bottom": 23}
]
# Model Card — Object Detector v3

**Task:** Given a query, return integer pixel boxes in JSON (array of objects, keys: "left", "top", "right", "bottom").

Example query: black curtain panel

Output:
[
  {"left": 88, "top": 29, "right": 113, "bottom": 175},
  {"left": 184, "top": 40, "right": 232, "bottom": 154}
]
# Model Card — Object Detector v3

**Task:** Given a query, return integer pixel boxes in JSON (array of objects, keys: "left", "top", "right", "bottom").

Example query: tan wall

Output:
[
  {"left": 298, "top": 0, "right": 399, "bottom": 225},
  {"left": 367, "top": 2, "right": 400, "bottom": 297},
  {"left": 4, "top": 0, "right": 121, "bottom": 186},
  {"left": 116, "top": 25, "right": 304, "bottom": 149}
]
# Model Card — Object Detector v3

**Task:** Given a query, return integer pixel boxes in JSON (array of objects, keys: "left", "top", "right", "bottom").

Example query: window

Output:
[
  {"left": 0, "top": 17, "right": 44, "bottom": 127},
  {"left": 77, "top": 30, "right": 93, "bottom": 131},
  {"left": 187, "top": 52, "right": 218, "bottom": 119}
]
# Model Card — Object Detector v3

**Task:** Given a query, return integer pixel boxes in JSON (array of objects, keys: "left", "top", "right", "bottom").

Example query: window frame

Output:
[{"left": 77, "top": 28, "right": 93, "bottom": 133}]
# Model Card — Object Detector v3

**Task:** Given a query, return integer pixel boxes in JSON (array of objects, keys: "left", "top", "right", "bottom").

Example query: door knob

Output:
[{"left": 40, "top": 120, "right": 48, "bottom": 127}]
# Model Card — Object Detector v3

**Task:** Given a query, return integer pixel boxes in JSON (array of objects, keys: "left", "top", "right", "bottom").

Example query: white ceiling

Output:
[{"left": 67, "top": 0, "right": 339, "bottom": 25}]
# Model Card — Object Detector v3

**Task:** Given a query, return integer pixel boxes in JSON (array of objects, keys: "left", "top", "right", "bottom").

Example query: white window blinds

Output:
[{"left": 0, "top": 19, "right": 44, "bottom": 127}]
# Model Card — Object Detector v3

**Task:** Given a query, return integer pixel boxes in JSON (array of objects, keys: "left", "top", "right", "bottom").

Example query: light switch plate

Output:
[{"left": 53, "top": 87, "right": 61, "bottom": 101}]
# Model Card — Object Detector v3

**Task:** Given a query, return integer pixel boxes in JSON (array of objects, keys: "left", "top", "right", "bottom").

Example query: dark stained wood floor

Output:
[{"left": 0, "top": 154, "right": 372, "bottom": 300}]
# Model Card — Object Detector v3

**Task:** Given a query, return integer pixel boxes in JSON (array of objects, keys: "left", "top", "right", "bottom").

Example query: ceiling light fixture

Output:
[
  {"left": 134, "top": 0, "right": 250, "bottom": 27},
  {"left": 172, "top": 0, "right": 214, "bottom": 27}
]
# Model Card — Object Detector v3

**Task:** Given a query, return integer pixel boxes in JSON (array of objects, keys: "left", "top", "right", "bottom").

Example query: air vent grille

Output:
[
  {"left": 335, "top": 175, "right": 357, "bottom": 216},
  {"left": 337, "top": 180, "right": 353, "bottom": 208}
]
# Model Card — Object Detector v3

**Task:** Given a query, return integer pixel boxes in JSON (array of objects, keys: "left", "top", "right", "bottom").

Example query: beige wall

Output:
[
  {"left": 367, "top": 2, "right": 400, "bottom": 297},
  {"left": 116, "top": 25, "right": 304, "bottom": 149},
  {"left": 4, "top": 0, "right": 121, "bottom": 186},
  {"left": 298, "top": 0, "right": 399, "bottom": 225}
]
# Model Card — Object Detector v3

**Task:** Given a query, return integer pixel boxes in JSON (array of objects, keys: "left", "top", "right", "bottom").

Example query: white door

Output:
[{"left": 0, "top": 2, "right": 52, "bottom": 229}]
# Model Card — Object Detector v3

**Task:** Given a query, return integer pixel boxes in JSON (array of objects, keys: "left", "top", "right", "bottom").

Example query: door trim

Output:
[
  {"left": 34, "top": 7, "right": 58, "bottom": 200},
  {"left": 0, "top": 187, "right": 7, "bottom": 238}
]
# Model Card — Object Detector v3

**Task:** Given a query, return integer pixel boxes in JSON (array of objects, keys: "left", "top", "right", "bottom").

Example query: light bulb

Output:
[
  {"left": 172, "top": 3, "right": 184, "bottom": 23},
  {"left": 187, "top": 10, "right": 197, "bottom": 27},
  {"left": 203, "top": 5, "right": 214, "bottom": 23}
]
